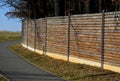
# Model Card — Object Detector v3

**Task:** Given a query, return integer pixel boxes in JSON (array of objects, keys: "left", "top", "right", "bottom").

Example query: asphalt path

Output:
[{"left": 0, "top": 40, "right": 67, "bottom": 81}]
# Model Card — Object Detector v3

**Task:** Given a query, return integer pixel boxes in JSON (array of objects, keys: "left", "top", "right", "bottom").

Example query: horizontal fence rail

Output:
[{"left": 22, "top": 11, "right": 120, "bottom": 73}]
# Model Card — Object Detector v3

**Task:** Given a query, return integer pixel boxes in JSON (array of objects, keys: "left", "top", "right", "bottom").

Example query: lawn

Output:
[
  {"left": 0, "top": 31, "right": 21, "bottom": 42},
  {"left": 10, "top": 44, "right": 120, "bottom": 81}
]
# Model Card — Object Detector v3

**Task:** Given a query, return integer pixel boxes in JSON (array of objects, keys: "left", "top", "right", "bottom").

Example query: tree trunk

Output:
[
  {"left": 99, "top": 0, "right": 101, "bottom": 12},
  {"left": 54, "top": 0, "right": 65, "bottom": 16},
  {"left": 84, "top": 0, "right": 90, "bottom": 13}
]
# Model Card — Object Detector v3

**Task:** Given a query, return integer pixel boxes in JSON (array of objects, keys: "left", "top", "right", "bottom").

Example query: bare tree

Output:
[
  {"left": 0, "top": 0, "right": 28, "bottom": 19},
  {"left": 0, "top": 0, "right": 51, "bottom": 19}
]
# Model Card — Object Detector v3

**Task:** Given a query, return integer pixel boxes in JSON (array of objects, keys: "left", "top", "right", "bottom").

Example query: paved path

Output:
[{"left": 0, "top": 41, "right": 67, "bottom": 81}]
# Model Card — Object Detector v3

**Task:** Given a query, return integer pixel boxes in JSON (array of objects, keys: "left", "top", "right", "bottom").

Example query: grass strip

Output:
[
  {"left": 10, "top": 44, "right": 120, "bottom": 81},
  {"left": 0, "top": 31, "right": 21, "bottom": 42}
]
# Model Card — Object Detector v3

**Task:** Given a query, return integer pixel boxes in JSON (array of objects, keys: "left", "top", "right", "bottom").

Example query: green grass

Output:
[
  {"left": 0, "top": 31, "right": 21, "bottom": 42},
  {"left": 10, "top": 44, "right": 120, "bottom": 81}
]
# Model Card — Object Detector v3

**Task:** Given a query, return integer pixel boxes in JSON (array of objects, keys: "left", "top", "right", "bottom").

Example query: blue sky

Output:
[{"left": 0, "top": 7, "right": 21, "bottom": 32}]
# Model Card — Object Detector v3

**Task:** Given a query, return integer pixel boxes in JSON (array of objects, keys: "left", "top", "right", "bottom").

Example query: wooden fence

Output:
[{"left": 22, "top": 11, "right": 120, "bottom": 73}]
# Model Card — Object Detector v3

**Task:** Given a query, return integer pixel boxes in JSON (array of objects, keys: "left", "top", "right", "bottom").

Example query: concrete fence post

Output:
[
  {"left": 67, "top": 13, "right": 71, "bottom": 62},
  {"left": 101, "top": 10, "right": 105, "bottom": 68}
]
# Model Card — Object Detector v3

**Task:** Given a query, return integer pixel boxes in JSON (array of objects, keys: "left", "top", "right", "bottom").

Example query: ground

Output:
[{"left": 10, "top": 44, "right": 120, "bottom": 81}]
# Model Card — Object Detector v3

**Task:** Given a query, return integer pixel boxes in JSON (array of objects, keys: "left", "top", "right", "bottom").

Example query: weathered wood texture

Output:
[
  {"left": 22, "top": 20, "right": 27, "bottom": 45},
  {"left": 70, "top": 14, "right": 102, "bottom": 63},
  {"left": 104, "top": 12, "right": 120, "bottom": 66},
  {"left": 22, "top": 12, "right": 120, "bottom": 68}
]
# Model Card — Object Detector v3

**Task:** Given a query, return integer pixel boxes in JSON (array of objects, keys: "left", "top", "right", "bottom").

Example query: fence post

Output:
[
  {"left": 34, "top": 18, "right": 37, "bottom": 51},
  {"left": 27, "top": 19, "right": 29, "bottom": 48},
  {"left": 101, "top": 10, "right": 105, "bottom": 69},
  {"left": 67, "top": 13, "right": 71, "bottom": 62},
  {"left": 43, "top": 17, "right": 48, "bottom": 55},
  {"left": 22, "top": 20, "right": 24, "bottom": 44}
]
